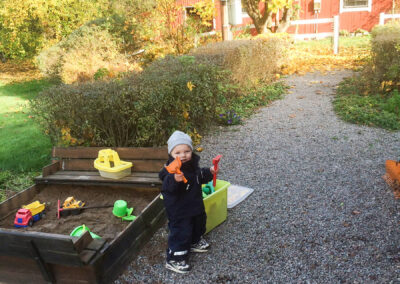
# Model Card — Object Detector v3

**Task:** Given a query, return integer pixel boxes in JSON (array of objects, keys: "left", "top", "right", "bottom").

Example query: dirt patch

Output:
[{"left": 0, "top": 184, "right": 159, "bottom": 240}]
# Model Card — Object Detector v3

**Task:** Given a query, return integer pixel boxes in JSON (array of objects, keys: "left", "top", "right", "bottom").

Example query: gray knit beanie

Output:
[{"left": 167, "top": 131, "right": 193, "bottom": 154}]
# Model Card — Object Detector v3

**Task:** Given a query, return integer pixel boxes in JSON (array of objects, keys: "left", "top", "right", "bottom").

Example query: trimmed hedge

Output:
[
  {"left": 31, "top": 56, "right": 227, "bottom": 147},
  {"left": 191, "top": 37, "right": 289, "bottom": 86},
  {"left": 370, "top": 22, "right": 400, "bottom": 93}
]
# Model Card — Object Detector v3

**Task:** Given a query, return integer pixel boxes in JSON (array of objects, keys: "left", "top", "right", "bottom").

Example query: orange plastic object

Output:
[
  {"left": 165, "top": 157, "right": 188, "bottom": 183},
  {"left": 384, "top": 160, "right": 400, "bottom": 198},
  {"left": 386, "top": 160, "right": 400, "bottom": 182}
]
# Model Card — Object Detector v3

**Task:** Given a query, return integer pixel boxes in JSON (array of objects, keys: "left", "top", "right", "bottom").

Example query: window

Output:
[{"left": 340, "top": 0, "right": 372, "bottom": 12}]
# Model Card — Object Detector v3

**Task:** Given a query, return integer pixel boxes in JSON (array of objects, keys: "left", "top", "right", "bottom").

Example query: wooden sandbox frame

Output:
[{"left": 0, "top": 147, "right": 168, "bottom": 284}]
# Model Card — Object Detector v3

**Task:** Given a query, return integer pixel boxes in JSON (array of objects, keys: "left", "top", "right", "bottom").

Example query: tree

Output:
[{"left": 241, "top": 0, "right": 299, "bottom": 34}]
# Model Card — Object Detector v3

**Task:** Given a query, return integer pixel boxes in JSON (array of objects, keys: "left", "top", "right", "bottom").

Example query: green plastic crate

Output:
[{"left": 203, "top": 179, "right": 230, "bottom": 234}]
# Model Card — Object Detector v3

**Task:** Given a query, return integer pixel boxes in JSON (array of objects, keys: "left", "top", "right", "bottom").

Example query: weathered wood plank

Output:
[
  {"left": 141, "top": 195, "right": 165, "bottom": 226},
  {"left": 72, "top": 230, "right": 93, "bottom": 253},
  {"left": 42, "top": 161, "right": 61, "bottom": 177},
  {"left": 102, "top": 206, "right": 166, "bottom": 283},
  {"left": 53, "top": 147, "right": 168, "bottom": 160},
  {"left": 53, "top": 171, "right": 160, "bottom": 178},
  {"left": 0, "top": 255, "right": 48, "bottom": 284},
  {"left": 79, "top": 250, "right": 97, "bottom": 264},
  {"left": 0, "top": 184, "right": 41, "bottom": 220},
  {"left": 59, "top": 159, "right": 165, "bottom": 172},
  {"left": 0, "top": 229, "right": 83, "bottom": 266},
  {"left": 35, "top": 174, "right": 162, "bottom": 187}
]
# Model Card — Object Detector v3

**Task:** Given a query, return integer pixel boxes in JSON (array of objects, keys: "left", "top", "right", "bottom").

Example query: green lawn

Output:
[
  {"left": 294, "top": 34, "right": 371, "bottom": 49},
  {"left": 0, "top": 79, "right": 55, "bottom": 172}
]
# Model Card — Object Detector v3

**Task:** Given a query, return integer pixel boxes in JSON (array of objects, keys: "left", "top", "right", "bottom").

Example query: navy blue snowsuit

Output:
[{"left": 159, "top": 153, "right": 213, "bottom": 261}]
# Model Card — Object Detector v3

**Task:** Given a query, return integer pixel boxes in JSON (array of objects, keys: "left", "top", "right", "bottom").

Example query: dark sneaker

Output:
[
  {"left": 165, "top": 260, "right": 191, "bottom": 274},
  {"left": 191, "top": 237, "right": 210, "bottom": 253}
]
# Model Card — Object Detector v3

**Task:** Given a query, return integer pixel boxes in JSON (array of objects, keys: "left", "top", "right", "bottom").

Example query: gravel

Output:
[{"left": 116, "top": 70, "right": 400, "bottom": 283}]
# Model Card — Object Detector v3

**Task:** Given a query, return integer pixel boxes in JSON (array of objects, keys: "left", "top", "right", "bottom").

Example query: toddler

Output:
[{"left": 159, "top": 130, "right": 217, "bottom": 274}]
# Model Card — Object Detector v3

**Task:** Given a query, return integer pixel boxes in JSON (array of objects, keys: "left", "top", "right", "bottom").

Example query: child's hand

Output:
[
  {"left": 174, "top": 173, "right": 185, "bottom": 182},
  {"left": 210, "top": 166, "right": 219, "bottom": 175}
]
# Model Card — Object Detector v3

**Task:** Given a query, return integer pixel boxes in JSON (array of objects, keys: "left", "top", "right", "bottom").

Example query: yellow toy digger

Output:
[{"left": 63, "top": 197, "right": 85, "bottom": 209}]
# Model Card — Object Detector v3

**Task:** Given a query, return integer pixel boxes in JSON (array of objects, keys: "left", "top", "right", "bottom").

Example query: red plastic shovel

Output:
[{"left": 212, "top": 155, "right": 222, "bottom": 187}]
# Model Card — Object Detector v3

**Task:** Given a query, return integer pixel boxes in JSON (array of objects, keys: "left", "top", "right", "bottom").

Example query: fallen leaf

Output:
[
  {"left": 351, "top": 210, "right": 361, "bottom": 215},
  {"left": 297, "top": 96, "right": 305, "bottom": 99},
  {"left": 196, "top": 147, "right": 203, "bottom": 152},
  {"left": 298, "top": 108, "right": 304, "bottom": 111},
  {"left": 315, "top": 90, "right": 323, "bottom": 95},
  {"left": 343, "top": 222, "right": 351, "bottom": 227},
  {"left": 289, "top": 114, "right": 296, "bottom": 118}
]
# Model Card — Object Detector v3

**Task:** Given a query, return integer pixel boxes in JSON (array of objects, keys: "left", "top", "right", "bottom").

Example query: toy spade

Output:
[
  {"left": 212, "top": 155, "right": 222, "bottom": 187},
  {"left": 57, "top": 199, "right": 113, "bottom": 219},
  {"left": 165, "top": 157, "right": 188, "bottom": 183}
]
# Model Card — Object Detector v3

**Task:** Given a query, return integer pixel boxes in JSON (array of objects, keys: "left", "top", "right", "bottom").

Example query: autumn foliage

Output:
[{"left": 281, "top": 38, "right": 370, "bottom": 75}]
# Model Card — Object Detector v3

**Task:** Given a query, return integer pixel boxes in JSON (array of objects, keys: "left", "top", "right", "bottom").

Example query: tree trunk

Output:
[{"left": 276, "top": 7, "right": 292, "bottom": 32}]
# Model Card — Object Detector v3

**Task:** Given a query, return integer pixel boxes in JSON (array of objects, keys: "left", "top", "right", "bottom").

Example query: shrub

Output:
[
  {"left": 191, "top": 36, "right": 289, "bottom": 87},
  {"left": 0, "top": 0, "right": 110, "bottom": 59},
  {"left": 36, "top": 25, "right": 132, "bottom": 83},
  {"left": 370, "top": 22, "right": 400, "bottom": 93},
  {"left": 31, "top": 55, "right": 228, "bottom": 147},
  {"left": 129, "top": 55, "right": 227, "bottom": 146}
]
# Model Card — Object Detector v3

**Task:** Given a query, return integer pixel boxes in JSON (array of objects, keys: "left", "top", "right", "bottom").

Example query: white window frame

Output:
[{"left": 340, "top": 0, "right": 372, "bottom": 13}]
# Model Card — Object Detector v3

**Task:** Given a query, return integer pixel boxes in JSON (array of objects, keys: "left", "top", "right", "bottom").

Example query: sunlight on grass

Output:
[
  {"left": 282, "top": 35, "right": 371, "bottom": 75},
  {"left": 0, "top": 79, "right": 55, "bottom": 171}
]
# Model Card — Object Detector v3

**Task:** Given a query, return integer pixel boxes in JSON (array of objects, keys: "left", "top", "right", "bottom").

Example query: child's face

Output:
[{"left": 170, "top": 144, "right": 192, "bottom": 163}]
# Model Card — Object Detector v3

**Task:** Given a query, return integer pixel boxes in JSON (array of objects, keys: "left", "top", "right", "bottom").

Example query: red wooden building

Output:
[{"left": 179, "top": 0, "right": 394, "bottom": 35}]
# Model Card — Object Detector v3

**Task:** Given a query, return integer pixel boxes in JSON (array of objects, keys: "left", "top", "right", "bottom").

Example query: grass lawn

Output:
[
  {"left": 333, "top": 78, "right": 400, "bottom": 131},
  {"left": 0, "top": 79, "right": 55, "bottom": 171},
  {"left": 0, "top": 78, "right": 57, "bottom": 200}
]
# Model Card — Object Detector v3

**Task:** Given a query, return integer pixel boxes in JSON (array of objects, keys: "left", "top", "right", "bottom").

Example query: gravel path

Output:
[{"left": 116, "top": 70, "right": 400, "bottom": 283}]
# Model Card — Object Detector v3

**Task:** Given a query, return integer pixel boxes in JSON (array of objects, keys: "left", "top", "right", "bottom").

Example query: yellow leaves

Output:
[
  {"left": 281, "top": 42, "right": 370, "bottom": 75},
  {"left": 196, "top": 147, "right": 204, "bottom": 152},
  {"left": 188, "top": 128, "right": 202, "bottom": 146},
  {"left": 61, "top": 127, "right": 79, "bottom": 146},
  {"left": 275, "top": 73, "right": 281, "bottom": 79},
  {"left": 187, "top": 81, "right": 195, "bottom": 91},
  {"left": 183, "top": 110, "right": 189, "bottom": 120}
]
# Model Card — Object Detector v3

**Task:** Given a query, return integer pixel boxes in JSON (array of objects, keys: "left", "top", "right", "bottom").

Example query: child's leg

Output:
[
  {"left": 167, "top": 217, "right": 192, "bottom": 261},
  {"left": 191, "top": 212, "right": 207, "bottom": 245}
]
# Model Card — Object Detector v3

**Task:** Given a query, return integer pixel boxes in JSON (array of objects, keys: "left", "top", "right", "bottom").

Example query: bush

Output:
[
  {"left": 370, "top": 22, "right": 400, "bottom": 93},
  {"left": 0, "top": 0, "right": 110, "bottom": 59},
  {"left": 190, "top": 36, "right": 289, "bottom": 87},
  {"left": 36, "top": 25, "right": 132, "bottom": 83},
  {"left": 31, "top": 56, "right": 229, "bottom": 147}
]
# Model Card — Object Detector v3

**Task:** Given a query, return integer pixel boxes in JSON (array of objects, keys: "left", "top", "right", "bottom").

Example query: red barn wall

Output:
[
  {"left": 287, "top": 0, "right": 393, "bottom": 33},
  {"left": 178, "top": 0, "right": 393, "bottom": 35}
]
